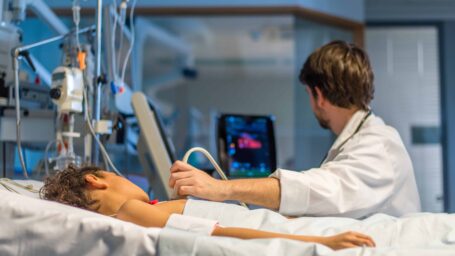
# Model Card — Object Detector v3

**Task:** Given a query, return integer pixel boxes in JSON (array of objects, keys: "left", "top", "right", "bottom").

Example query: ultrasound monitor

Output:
[{"left": 217, "top": 114, "right": 276, "bottom": 178}]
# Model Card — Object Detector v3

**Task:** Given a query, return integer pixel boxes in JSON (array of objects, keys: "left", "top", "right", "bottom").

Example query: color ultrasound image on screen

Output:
[{"left": 222, "top": 115, "right": 275, "bottom": 178}]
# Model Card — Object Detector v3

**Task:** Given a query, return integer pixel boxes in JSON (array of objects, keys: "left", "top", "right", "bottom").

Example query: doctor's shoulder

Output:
[
  {"left": 357, "top": 114, "right": 400, "bottom": 140},
  {"left": 357, "top": 116, "right": 409, "bottom": 156},
  {"left": 348, "top": 116, "right": 403, "bottom": 151}
]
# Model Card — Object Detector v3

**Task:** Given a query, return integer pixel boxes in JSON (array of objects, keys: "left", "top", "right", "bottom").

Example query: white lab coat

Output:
[{"left": 270, "top": 110, "right": 421, "bottom": 218}]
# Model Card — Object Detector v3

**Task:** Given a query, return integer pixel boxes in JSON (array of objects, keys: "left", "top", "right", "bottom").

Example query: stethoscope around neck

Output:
[{"left": 320, "top": 110, "right": 372, "bottom": 166}]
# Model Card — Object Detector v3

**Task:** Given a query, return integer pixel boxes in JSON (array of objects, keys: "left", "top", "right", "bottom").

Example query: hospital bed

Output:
[
  {"left": 1, "top": 179, "right": 455, "bottom": 256},
  {"left": 2, "top": 94, "right": 454, "bottom": 255},
  {"left": 126, "top": 92, "right": 455, "bottom": 254}
]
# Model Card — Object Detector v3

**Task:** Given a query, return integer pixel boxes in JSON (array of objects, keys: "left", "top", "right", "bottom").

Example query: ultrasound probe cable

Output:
[{"left": 182, "top": 147, "right": 248, "bottom": 209}]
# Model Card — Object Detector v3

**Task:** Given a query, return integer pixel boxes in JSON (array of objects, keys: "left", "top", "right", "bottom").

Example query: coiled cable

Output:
[{"left": 182, "top": 147, "right": 248, "bottom": 209}]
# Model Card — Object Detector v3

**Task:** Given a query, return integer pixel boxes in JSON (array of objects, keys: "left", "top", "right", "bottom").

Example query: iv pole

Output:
[{"left": 92, "top": 0, "right": 103, "bottom": 165}]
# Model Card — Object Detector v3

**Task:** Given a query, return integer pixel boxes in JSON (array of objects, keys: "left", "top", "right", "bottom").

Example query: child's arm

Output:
[
  {"left": 212, "top": 227, "right": 375, "bottom": 250},
  {"left": 116, "top": 199, "right": 375, "bottom": 250}
]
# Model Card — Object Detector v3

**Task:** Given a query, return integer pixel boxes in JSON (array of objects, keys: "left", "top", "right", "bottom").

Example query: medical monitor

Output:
[
  {"left": 217, "top": 114, "right": 276, "bottom": 178},
  {"left": 131, "top": 92, "right": 175, "bottom": 200}
]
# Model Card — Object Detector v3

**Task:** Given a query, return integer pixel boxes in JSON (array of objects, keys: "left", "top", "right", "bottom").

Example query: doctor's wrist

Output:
[{"left": 217, "top": 180, "right": 233, "bottom": 201}]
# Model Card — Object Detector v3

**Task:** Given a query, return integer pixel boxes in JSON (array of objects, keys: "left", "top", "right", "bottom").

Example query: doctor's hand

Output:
[{"left": 169, "top": 161, "right": 228, "bottom": 201}]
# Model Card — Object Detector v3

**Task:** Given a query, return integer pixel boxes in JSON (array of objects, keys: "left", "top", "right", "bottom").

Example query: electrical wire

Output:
[
  {"left": 15, "top": 117, "right": 28, "bottom": 179},
  {"left": 182, "top": 147, "right": 248, "bottom": 209},
  {"left": 120, "top": 0, "right": 137, "bottom": 86},
  {"left": 83, "top": 87, "right": 123, "bottom": 176},
  {"left": 13, "top": 57, "right": 29, "bottom": 179}
]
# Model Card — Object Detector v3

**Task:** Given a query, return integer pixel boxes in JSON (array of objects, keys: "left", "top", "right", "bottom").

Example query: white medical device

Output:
[
  {"left": 132, "top": 92, "right": 175, "bottom": 200},
  {"left": 50, "top": 67, "right": 84, "bottom": 113},
  {"left": 49, "top": 67, "right": 85, "bottom": 170},
  {"left": 0, "top": 25, "right": 20, "bottom": 95}
]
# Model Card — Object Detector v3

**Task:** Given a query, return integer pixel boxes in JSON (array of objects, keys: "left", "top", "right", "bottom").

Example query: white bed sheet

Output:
[
  {"left": 0, "top": 190, "right": 160, "bottom": 255},
  {"left": 158, "top": 199, "right": 455, "bottom": 256}
]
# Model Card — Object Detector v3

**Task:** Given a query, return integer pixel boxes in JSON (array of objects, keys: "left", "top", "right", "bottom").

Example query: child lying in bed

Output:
[{"left": 40, "top": 165, "right": 375, "bottom": 250}]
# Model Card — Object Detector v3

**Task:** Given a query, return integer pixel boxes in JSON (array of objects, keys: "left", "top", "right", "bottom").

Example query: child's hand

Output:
[{"left": 318, "top": 231, "right": 375, "bottom": 250}]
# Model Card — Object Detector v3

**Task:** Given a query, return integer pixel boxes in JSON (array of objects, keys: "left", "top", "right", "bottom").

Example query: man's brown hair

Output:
[
  {"left": 40, "top": 165, "right": 102, "bottom": 210},
  {"left": 299, "top": 40, "right": 374, "bottom": 110}
]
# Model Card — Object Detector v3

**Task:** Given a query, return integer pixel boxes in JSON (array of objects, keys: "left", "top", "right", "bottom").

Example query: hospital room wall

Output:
[
  {"left": 365, "top": 0, "right": 455, "bottom": 212},
  {"left": 366, "top": 26, "right": 443, "bottom": 212}
]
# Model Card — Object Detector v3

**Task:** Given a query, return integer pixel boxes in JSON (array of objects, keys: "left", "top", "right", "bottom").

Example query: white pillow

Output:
[{"left": 0, "top": 190, "right": 160, "bottom": 255}]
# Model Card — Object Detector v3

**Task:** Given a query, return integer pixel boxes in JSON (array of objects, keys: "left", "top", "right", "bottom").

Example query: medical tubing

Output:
[
  {"left": 43, "top": 140, "right": 56, "bottom": 177},
  {"left": 84, "top": 89, "right": 119, "bottom": 175},
  {"left": 13, "top": 56, "right": 29, "bottom": 179},
  {"left": 116, "top": 1, "right": 127, "bottom": 77},
  {"left": 111, "top": 0, "right": 119, "bottom": 80},
  {"left": 68, "top": 114, "right": 75, "bottom": 155},
  {"left": 182, "top": 147, "right": 248, "bottom": 208},
  {"left": 0, "top": 178, "right": 39, "bottom": 194},
  {"left": 100, "top": 139, "right": 111, "bottom": 171},
  {"left": 72, "top": 0, "right": 81, "bottom": 51},
  {"left": 120, "top": 0, "right": 137, "bottom": 85},
  {"left": 83, "top": 88, "right": 123, "bottom": 176},
  {"left": 81, "top": 69, "right": 108, "bottom": 170},
  {"left": 83, "top": 88, "right": 120, "bottom": 175}
]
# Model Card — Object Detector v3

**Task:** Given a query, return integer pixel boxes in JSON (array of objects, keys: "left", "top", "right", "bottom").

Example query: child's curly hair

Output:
[{"left": 40, "top": 164, "right": 103, "bottom": 210}]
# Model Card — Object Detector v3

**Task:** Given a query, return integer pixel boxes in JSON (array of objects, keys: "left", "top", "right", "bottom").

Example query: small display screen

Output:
[
  {"left": 220, "top": 115, "right": 275, "bottom": 178},
  {"left": 52, "top": 72, "right": 66, "bottom": 82}
]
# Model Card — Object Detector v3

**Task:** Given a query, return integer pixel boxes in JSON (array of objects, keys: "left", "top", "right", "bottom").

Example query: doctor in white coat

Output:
[{"left": 169, "top": 40, "right": 421, "bottom": 218}]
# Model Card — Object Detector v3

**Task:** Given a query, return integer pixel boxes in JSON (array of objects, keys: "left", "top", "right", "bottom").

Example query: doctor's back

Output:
[
  {"left": 357, "top": 114, "right": 421, "bottom": 217},
  {"left": 330, "top": 112, "right": 421, "bottom": 217}
]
